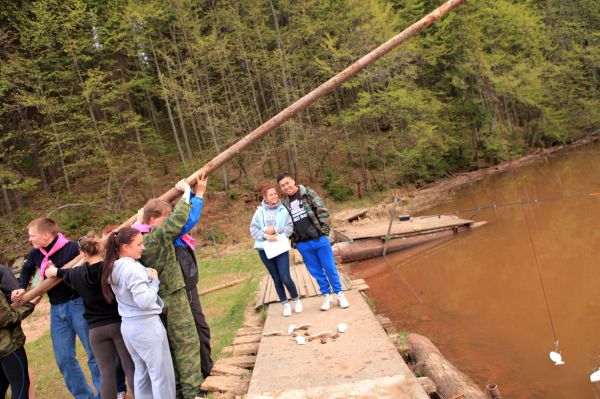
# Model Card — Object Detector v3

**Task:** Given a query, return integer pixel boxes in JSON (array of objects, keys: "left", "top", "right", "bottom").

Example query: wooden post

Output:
[
  {"left": 13, "top": 0, "right": 466, "bottom": 306},
  {"left": 382, "top": 191, "right": 400, "bottom": 256}
]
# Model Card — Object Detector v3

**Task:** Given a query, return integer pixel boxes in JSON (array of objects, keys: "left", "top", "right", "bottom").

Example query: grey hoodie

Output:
[
  {"left": 111, "top": 257, "right": 163, "bottom": 319},
  {"left": 250, "top": 200, "right": 293, "bottom": 248}
]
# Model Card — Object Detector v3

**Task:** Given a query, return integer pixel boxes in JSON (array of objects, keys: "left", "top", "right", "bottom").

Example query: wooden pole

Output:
[
  {"left": 382, "top": 191, "right": 400, "bottom": 256},
  {"left": 13, "top": 0, "right": 466, "bottom": 307}
]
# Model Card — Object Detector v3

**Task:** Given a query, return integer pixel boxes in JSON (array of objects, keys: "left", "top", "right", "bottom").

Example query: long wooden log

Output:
[
  {"left": 408, "top": 333, "right": 486, "bottom": 399},
  {"left": 14, "top": 0, "right": 465, "bottom": 306}
]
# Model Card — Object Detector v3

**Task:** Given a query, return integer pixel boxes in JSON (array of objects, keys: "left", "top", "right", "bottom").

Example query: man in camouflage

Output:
[
  {"left": 277, "top": 172, "right": 350, "bottom": 311},
  {"left": 139, "top": 177, "right": 207, "bottom": 399}
]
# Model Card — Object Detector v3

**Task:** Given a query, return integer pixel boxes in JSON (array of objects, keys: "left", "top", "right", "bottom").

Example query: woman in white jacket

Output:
[
  {"left": 101, "top": 227, "right": 175, "bottom": 399},
  {"left": 250, "top": 183, "right": 302, "bottom": 317}
]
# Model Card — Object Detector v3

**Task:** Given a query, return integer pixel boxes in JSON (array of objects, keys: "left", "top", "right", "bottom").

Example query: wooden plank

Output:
[
  {"left": 307, "top": 266, "right": 322, "bottom": 297},
  {"left": 339, "top": 272, "right": 351, "bottom": 291},
  {"left": 336, "top": 215, "right": 474, "bottom": 241},
  {"left": 354, "top": 284, "right": 370, "bottom": 291},
  {"left": 233, "top": 343, "right": 260, "bottom": 356},
  {"left": 266, "top": 277, "right": 278, "bottom": 304},
  {"left": 346, "top": 209, "right": 369, "bottom": 223},
  {"left": 233, "top": 334, "right": 262, "bottom": 345},
  {"left": 351, "top": 278, "right": 366, "bottom": 287},
  {"left": 221, "top": 346, "right": 234, "bottom": 356},
  {"left": 212, "top": 363, "right": 252, "bottom": 377},
  {"left": 216, "top": 356, "right": 257, "bottom": 369},
  {"left": 201, "top": 375, "right": 250, "bottom": 395},
  {"left": 210, "top": 393, "right": 236, "bottom": 399},
  {"left": 301, "top": 264, "right": 319, "bottom": 297},
  {"left": 254, "top": 275, "right": 268, "bottom": 309},
  {"left": 292, "top": 265, "right": 307, "bottom": 298},
  {"left": 236, "top": 327, "right": 263, "bottom": 337}
]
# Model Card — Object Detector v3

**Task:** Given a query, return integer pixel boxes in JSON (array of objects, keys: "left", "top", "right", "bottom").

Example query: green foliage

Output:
[
  {"left": 0, "top": 0, "right": 597, "bottom": 259},
  {"left": 323, "top": 168, "right": 354, "bottom": 201}
]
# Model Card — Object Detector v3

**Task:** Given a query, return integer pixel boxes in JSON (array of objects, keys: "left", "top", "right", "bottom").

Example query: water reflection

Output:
[{"left": 349, "top": 143, "right": 600, "bottom": 398}]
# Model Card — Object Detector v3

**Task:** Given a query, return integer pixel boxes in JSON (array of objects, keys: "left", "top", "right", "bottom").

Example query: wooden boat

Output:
[{"left": 332, "top": 214, "right": 486, "bottom": 263}]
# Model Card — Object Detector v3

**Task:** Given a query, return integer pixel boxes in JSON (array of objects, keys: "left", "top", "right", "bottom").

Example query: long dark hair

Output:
[{"left": 101, "top": 227, "right": 141, "bottom": 303}]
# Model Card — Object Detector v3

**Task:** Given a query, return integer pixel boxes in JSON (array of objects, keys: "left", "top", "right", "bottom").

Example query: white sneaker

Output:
[
  {"left": 117, "top": 392, "right": 127, "bottom": 399},
  {"left": 294, "top": 299, "right": 303, "bottom": 313},
  {"left": 337, "top": 292, "right": 350, "bottom": 309},
  {"left": 320, "top": 294, "right": 333, "bottom": 311},
  {"left": 282, "top": 302, "right": 292, "bottom": 317}
]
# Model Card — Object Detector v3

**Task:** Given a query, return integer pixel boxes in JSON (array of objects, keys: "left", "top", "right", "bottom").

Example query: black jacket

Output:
[
  {"left": 58, "top": 261, "right": 121, "bottom": 329},
  {"left": 19, "top": 236, "right": 80, "bottom": 305}
]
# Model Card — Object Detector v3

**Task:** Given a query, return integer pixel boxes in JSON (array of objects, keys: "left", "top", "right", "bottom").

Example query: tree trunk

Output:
[
  {"left": 408, "top": 333, "right": 486, "bottom": 399},
  {"left": 334, "top": 91, "right": 353, "bottom": 163},
  {"left": 46, "top": 113, "right": 71, "bottom": 192},
  {"left": 1, "top": 185, "right": 12, "bottom": 213},
  {"left": 268, "top": 0, "right": 299, "bottom": 179},
  {"left": 162, "top": 47, "right": 196, "bottom": 170},
  {"left": 149, "top": 38, "right": 190, "bottom": 174}
]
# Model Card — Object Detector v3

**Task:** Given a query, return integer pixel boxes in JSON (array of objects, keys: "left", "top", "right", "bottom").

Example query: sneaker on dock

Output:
[
  {"left": 294, "top": 299, "right": 303, "bottom": 313},
  {"left": 320, "top": 294, "right": 333, "bottom": 311},
  {"left": 282, "top": 302, "right": 292, "bottom": 317},
  {"left": 337, "top": 291, "right": 350, "bottom": 309}
]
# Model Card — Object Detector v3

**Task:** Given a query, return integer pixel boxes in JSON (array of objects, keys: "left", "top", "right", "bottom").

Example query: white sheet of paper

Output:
[{"left": 263, "top": 233, "right": 291, "bottom": 259}]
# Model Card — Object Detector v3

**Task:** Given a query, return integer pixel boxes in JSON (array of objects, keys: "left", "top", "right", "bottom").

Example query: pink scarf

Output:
[
  {"left": 40, "top": 233, "right": 70, "bottom": 279},
  {"left": 132, "top": 222, "right": 197, "bottom": 251}
]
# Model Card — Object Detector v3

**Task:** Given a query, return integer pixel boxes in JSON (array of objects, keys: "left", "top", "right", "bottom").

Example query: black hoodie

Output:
[{"left": 58, "top": 261, "right": 121, "bottom": 328}]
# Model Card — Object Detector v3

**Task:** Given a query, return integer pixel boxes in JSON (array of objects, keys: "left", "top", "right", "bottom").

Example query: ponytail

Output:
[{"left": 101, "top": 227, "right": 141, "bottom": 303}]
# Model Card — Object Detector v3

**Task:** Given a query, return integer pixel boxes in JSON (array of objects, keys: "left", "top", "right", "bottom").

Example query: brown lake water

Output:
[{"left": 348, "top": 142, "right": 600, "bottom": 398}]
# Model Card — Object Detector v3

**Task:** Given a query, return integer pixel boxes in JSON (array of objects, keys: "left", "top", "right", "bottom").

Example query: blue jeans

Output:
[
  {"left": 258, "top": 250, "right": 299, "bottom": 302},
  {"left": 50, "top": 297, "right": 101, "bottom": 399},
  {"left": 296, "top": 236, "right": 343, "bottom": 295}
]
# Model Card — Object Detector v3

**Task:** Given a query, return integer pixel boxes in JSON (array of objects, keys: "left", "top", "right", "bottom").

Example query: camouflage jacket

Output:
[
  {"left": 282, "top": 185, "right": 331, "bottom": 237},
  {"left": 0, "top": 295, "right": 34, "bottom": 358},
  {"left": 140, "top": 197, "right": 191, "bottom": 297}
]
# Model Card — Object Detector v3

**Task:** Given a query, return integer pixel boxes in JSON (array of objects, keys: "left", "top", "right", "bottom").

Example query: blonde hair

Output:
[
  {"left": 28, "top": 217, "right": 58, "bottom": 236},
  {"left": 142, "top": 198, "right": 172, "bottom": 224}
]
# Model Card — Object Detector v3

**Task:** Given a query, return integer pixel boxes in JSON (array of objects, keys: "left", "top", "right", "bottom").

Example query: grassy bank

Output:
[{"left": 23, "top": 249, "right": 265, "bottom": 399}]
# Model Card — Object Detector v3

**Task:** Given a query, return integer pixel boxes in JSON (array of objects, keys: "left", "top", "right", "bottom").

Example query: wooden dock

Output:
[
  {"left": 203, "top": 261, "right": 428, "bottom": 398},
  {"left": 246, "top": 289, "right": 429, "bottom": 399},
  {"left": 333, "top": 214, "right": 475, "bottom": 242},
  {"left": 255, "top": 263, "right": 354, "bottom": 309}
]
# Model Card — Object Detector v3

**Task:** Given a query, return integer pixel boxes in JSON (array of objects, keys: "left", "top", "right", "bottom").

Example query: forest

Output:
[{"left": 0, "top": 0, "right": 598, "bottom": 259}]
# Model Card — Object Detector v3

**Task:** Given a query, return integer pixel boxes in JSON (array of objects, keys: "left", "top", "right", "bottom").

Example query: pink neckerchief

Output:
[
  {"left": 40, "top": 233, "right": 70, "bottom": 279},
  {"left": 132, "top": 222, "right": 197, "bottom": 251},
  {"left": 131, "top": 222, "right": 152, "bottom": 233},
  {"left": 180, "top": 234, "right": 197, "bottom": 251}
]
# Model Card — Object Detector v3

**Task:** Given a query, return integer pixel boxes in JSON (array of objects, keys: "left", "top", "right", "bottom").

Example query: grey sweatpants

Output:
[{"left": 121, "top": 316, "right": 175, "bottom": 399}]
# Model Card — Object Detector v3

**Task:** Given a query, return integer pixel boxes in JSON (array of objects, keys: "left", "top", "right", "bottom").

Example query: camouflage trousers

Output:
[{"left": 161, "top": 288, "right": 202, "bottom": 399}]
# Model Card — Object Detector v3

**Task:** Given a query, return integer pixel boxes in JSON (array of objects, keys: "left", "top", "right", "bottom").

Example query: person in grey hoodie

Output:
[
  {"left": 101, "top": 227, "right": 175, "bottom": 399},
  {"left": 250, "top": 182, "right": 302, "bottom": 317}
]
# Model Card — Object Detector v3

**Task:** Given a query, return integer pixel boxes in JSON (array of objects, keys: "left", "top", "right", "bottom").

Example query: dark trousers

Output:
[
  {"left": 89, "top": 322, "right": 135, "bottom": 399},
  {"left": 187, "top": 286, "right": 213, "bottom": 379},
  {"left": 258, "top": 250, "right": 299, "bottom": 302},
  {"left": 0, "top": 346, "right": 29, "bottom": 399}
]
